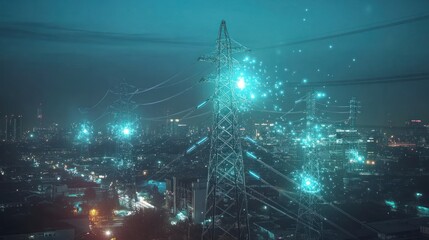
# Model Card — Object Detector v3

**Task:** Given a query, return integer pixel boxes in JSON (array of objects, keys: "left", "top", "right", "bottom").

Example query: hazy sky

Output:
[{"left": 1, "top": 0, "right": 429, "bottom": 128}]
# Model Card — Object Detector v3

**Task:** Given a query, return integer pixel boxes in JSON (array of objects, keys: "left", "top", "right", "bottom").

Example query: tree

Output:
[
  {"left": 168, "top": 220, "right": 202, "bottom": 240},
  {"left": 118, "top": 208, "right": 169, "bottom": 240},
  {"left": 84, "top": 187, "right": 96, "bottom": 201}
]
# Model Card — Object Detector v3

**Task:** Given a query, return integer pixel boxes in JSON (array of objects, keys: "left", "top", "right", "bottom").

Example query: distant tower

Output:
[
  {"left": 37, "top": 103, "right": 43, "bottom": 127},
  {"left": 295, "top": 91, "right": 323, "bottom": 240},
  {"left": 200, "top": 20, "right": 250, "bottom": 240}
]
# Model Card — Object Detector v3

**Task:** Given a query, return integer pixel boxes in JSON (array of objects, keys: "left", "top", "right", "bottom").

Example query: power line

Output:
[
  {"left": 254, "top": 13, "right": 429, "bottom": 50},
  {"left": 292, "top": 73, "right": 429, "bottom": 87}
]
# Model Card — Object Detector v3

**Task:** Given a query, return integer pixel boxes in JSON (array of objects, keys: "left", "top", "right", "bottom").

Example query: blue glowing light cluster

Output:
[
  {"left": 298, "top": 172, "right": 322, "bottom": 194},
  {"left": 109, "top": 121, "right": 138, "bottom": 141},
  {"left": 347, "top": 149, "right": 365, "bottom": 163},
  {"left": 234, "top": 57, "right": 303, "bottom": 112},
  {"left": 75, "top": 122, "right": 93, "bottom": 144}
]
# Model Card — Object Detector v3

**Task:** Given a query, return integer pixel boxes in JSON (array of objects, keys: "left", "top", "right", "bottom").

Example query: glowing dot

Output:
[
  {"left": 306, "top": 180, "right": 311, "bottom": 186},
  {"left": 83, "top": 129, "right": 88, "bottom": 134},
  {"left": 302, "top": 78, "right": 308, "bottom": 83},
  {"left": 237, "top": 77, "right": 246, "bottom": 90},
  {"left": 352, "top": 58, "right": 356, "bottom": 62},
  {"left": 329, "top": 45, "right": 333, "bottom": 49},
  {"left": 302, "top": 18, "right": 306, "bottom": 22},
  {"left": 123, "top": 128, "right": 130, "bottom": 135},
  {"left": 250, "top": 94, "right": 255, "bottom": 99}
]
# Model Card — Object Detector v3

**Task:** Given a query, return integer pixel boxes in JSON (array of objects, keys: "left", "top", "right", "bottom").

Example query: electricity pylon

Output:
[
  {"left": 295, "top": 91, "right": 323, "bottom": 240},
  {"left": 200, "top": 20, "right": 250, "bottom": 240}
]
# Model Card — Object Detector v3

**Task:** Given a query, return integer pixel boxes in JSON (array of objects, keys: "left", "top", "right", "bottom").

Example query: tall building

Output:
[{"left": 3, "top": 115, "right": 23, "bottom": 142}]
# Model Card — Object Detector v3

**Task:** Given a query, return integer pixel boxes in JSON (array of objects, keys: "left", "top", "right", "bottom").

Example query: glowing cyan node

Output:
[
  {"left": 316, "top": 92, "right": 326, "bottom": 98},
  {"left": 109, "top": 121, "right": 137, "bottom": 141},
  {"left": 237, "top": 76, "right": 246, "bottom": 90},
  {"left": 385, "top": 200, "right": 397, "bottom": 210},
  {"left": 299, "top": 173, "right": 321, "bottom": 194},
  {"left": 122, "top": 128, "right": 130, "bottom": 136}
]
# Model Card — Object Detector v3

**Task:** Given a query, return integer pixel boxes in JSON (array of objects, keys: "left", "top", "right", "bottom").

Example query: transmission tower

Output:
[
  {"left": 295, "top": 91, "right": 323, "bottom": 240},
  {"left": 109, "top": 82, "right": 140, "bottom": 207},
  {"left": 200, "top": 20, "right": 250, "bottom": 240}
]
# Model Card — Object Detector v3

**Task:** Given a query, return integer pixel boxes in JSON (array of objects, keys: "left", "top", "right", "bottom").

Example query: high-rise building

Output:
[{"left": 3, "top": 115, "right": 23, "bottom": 142}]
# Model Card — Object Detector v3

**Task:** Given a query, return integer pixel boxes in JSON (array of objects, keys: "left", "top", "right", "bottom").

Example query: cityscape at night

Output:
[{"left": 1, "top": 1, "right": 429, "bottom": 239}]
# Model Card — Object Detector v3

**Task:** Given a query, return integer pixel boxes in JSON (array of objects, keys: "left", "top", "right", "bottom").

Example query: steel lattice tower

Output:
[
  {"left": 200, "top": 20, "right": 250, "bottom": 240},
  {"left": 295, "top": 91, "right": 323, "bottom": 240}
]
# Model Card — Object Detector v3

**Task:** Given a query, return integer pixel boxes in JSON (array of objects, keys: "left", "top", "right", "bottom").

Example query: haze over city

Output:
[{"left": 1, "top": 1, "right": 429, "bottom": 240}]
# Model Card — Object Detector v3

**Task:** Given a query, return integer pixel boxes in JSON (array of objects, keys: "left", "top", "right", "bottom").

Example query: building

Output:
[
  {"left": 3, "top": 115, "right": 23, "bottom": 142},
  {"left": 166, "top": 176, "right": 206, "bottom": 224}
]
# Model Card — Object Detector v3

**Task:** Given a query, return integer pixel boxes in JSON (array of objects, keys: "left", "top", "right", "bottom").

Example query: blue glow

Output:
[
  {"left": 417, "top": 206, "right": 429, "bottom": 216},
  {"left": 245, "top": 136, "right": 257, "bottom": 145},
  {"left": 237, "top": 76, "right": 246, "bottom": 90},
  {"left": 109, "top": 121, "right": 138, "bottom": 141},
  {"left": 347, "top": 149, "right": 365, "bottom": 163},
  {"left": 316, "top": 92, "right": 326, "bottom": 98},
  {"left": 197, "top": 100, "right": 208, "bottom": 109},
  {"left": 196, "top": 136, "right": 208, "bottom": 145},
  {"left": 186, "top": 145, "right": 197, "bottom": 154},
  {"left": 246, "top": 151, "right": 258, "bottom": 160},
  {"left": 385, "top": 200, "right": 397, "bottom": 209},
  {"left": 249, "top": 170, "right": 261, "bottom": 180},
  {"left": 123, "top": 128, "right": 130, "bottom": 135},
  {"left": 76, "top": 122, "right": 93, "bottom": 144},
  {"left": 299, "top": 173, "right": 321, "bottom": 194}
]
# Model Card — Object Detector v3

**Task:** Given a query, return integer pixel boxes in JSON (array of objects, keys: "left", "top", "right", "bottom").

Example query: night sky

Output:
[{"left": 1, "top": 0, "right": 429, "bottom": 128}]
